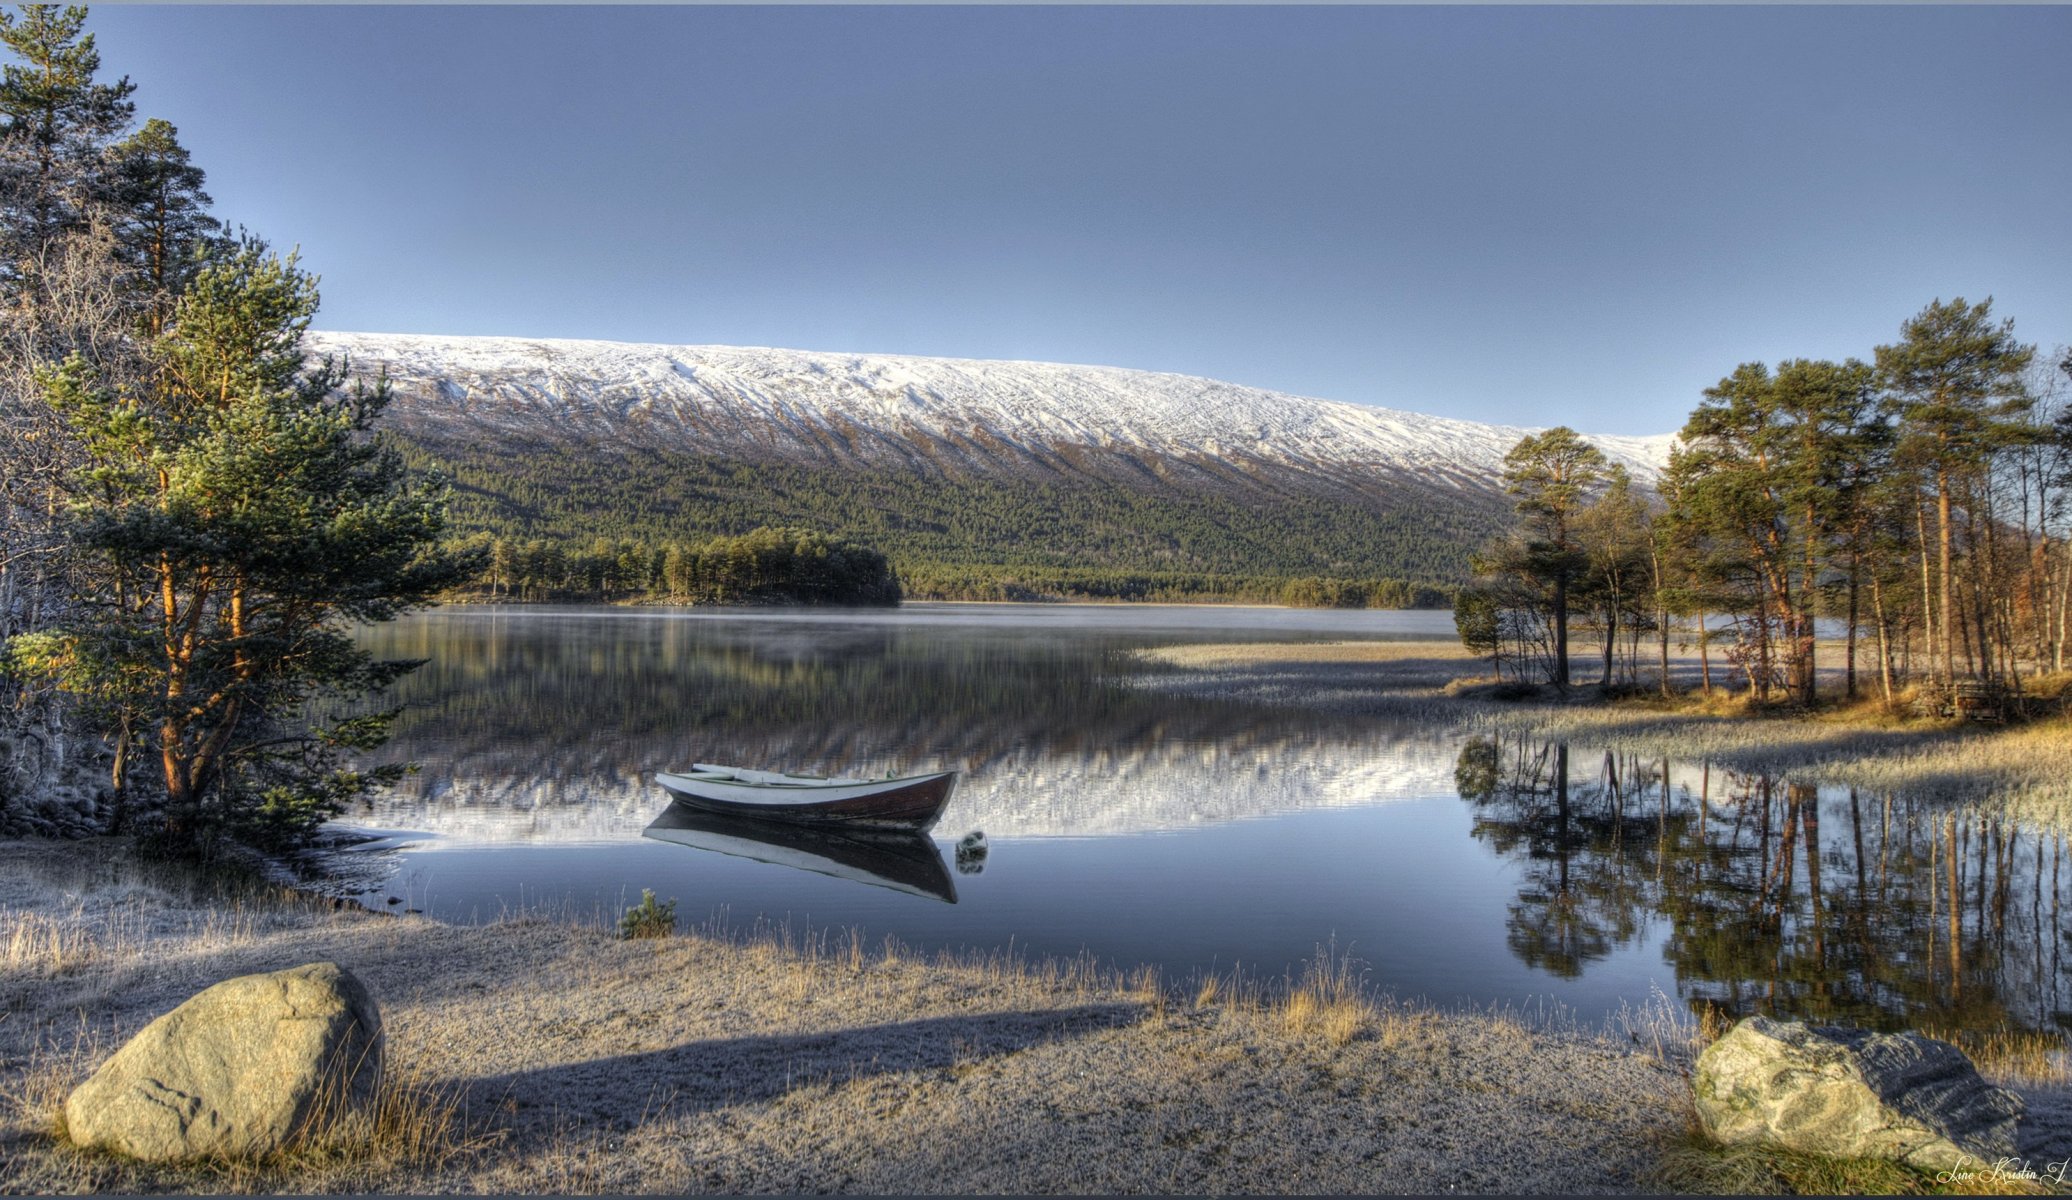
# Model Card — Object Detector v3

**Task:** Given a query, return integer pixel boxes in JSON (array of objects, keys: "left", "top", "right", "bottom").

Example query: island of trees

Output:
[{"left": 1460, "top": 306, "right": 2070, "bottom": 713}]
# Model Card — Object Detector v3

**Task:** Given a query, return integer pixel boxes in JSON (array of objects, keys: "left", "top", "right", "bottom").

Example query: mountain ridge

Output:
[
  {"left": 309, "top": 330, "right": 1675, "bottom": 589},
  {"left": 308, "top": 331, "right": 1675, "bottom": 487}
]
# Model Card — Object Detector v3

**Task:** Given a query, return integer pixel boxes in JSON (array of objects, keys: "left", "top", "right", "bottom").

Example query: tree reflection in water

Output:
[{"left": 1456, "top": 735, "right": 2072, "bottom": 1035}]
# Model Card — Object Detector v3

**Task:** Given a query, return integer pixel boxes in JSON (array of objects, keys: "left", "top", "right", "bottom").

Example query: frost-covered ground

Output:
[{"left": 1, "top": 838, "right": 1695, "bottom": 1195}]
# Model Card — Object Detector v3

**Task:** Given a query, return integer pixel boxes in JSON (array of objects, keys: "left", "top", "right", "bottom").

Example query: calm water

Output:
[{"left": 341, "top": 603, "right": 2072, "bottom": 1033}]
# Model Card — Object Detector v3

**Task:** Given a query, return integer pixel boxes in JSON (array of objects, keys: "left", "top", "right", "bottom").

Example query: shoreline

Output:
[
  {"left": 2, "top": 837, "right": 1695, "bottom": 1195},
  {"left": 1126, "top": 639, "right": 2072, "bottom": 831},
  {"left": 9, "top": 643, "right": 2072, "bottom": 1192}
]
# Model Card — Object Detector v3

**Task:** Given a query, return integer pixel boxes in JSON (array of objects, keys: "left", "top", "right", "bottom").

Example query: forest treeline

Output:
[
  {"left": 1461, "top": 300, "right": 2070, "bottom": 709},
  {"left": 441, "top": 531, "right": 1453, "bottom": 609},
  {"left": 452, "top": 526, "right": 899, "bottom": 606},
  {"left": 398, "top": 435, "right": 1478, "bottom": 606}
]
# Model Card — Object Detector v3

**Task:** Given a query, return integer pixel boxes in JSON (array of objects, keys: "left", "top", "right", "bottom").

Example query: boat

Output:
[
  {"left": 642, "top": 803, "right": 957, "bottom": 903},
  {"left": 652, "top": 763, "right": 957, "bottom": 831}
]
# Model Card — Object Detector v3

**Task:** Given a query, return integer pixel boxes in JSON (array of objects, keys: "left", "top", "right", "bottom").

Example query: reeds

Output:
[
  {"left": 1919, "top": 1023, "right": 2072, "bottom": 1089},
  {"left": 1273, "top": 943, "right": 1372, "bottom": 1048}
]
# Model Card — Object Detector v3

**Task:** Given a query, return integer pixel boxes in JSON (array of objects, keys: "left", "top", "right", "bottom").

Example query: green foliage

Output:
[
  {"left": 101, "top": 117, "right": 227, "bottom": 326},
  {"left": 394, "top": 435, "right": 1487, "bottom": 603},
  {"left": 1491, "top": 427, "right": 1612, "bottom": 686},
  {"left": 15, "top": 241, "right": 472, "bottom": 851},
  {"left": 1452, "top": 585, "right": 1501, "bottom": 663},
  {"left": 618, "top": 889, "right": 677, "bottom": 940},
  {"left": 0, "top": 3, "right": 135, "bottom": 254}
]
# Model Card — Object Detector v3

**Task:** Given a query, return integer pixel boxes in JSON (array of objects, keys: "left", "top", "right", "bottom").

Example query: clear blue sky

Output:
[{"left": 86, "top": 5, "right": 2072, "bottom": 436}]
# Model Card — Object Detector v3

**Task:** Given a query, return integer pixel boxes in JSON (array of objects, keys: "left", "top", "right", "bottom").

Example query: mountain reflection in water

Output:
[
  {"left": 355, "top": 605, "right": 1460, "bottom": 840},
  {"left": 1456, "top": 735, "right": 2072, "bottom": 1035},
  {"left": 343, "top": 607, "right": 2071, "bottom": 1032}
]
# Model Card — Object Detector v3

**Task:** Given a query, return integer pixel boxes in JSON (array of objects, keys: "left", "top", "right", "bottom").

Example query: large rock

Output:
[
  {"left": 1693, "top": 1016, "right": 2022, "bottom": 1173},
  {"left": 64, "top": 961, "right": 383, "bottom": 1161}
]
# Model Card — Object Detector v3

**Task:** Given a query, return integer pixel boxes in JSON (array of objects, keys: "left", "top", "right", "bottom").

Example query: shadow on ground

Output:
[{"left": 465, "top": 1002, "right": 1143, "bottom": 1130}]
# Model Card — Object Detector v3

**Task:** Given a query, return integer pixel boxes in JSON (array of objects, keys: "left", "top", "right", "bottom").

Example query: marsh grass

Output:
[
  {"left": 1920, "top": 1024, "right": 2072, "bottom": 1089},
  {"left": 259, "top": 1049, "right": 499, "bottom": 1183},
  {"left": 1271, "top": 943, "right": 1373, "bottom": 1047}
]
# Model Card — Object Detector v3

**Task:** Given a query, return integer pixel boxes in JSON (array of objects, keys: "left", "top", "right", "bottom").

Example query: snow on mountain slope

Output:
[{"left": 308, "top": 331, "right": 1675, "bottom": 488}]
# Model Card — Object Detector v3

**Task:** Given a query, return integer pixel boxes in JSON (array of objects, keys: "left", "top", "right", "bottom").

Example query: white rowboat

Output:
[{"left": 653, "top": 763, "right": 957, "bottom": 830}]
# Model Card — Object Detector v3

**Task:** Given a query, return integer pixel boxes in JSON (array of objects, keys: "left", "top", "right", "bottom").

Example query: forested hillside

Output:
[{"left": 396, "top": 434, "right": 1494, "bottom": 603}]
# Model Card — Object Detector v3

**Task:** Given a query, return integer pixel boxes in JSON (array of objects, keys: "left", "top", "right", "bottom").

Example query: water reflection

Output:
[
  {"left": 641, "top": 803, "right": 958, "bottom": 904},
  {"left": 354, "top": 606, "right": 1460, "bottom": 840},
  {"left": 1457, "top": 735, "right": 2072, "bottom": 1033},
  {"left": 338, "top": 607, "right": 2071, "bottom": 1032}
]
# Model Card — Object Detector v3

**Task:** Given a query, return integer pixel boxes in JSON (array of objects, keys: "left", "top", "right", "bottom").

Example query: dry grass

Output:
[
  {"left": 0, "top": 841, "right": 1747, "bottom": 1194},
  {"left": 1650, "top": 1136, "right": 2061, "bottom": 1196},
  {"left": 1920, "top": 1024, "right": 2072, "bottom": 1090},
  {"left": 1268, "top": 942, "right": 1374, "bottom": 1048}
]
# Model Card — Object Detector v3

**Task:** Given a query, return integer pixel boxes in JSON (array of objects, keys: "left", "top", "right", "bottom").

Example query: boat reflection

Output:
[{"left": 641, "top": 801, "right": 959, "bottom": 904}]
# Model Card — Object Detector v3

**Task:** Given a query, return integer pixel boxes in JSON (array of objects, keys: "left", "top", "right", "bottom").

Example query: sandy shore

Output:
[{"left": 0, "top": 838, "right": 1700, "bottom": 1194}]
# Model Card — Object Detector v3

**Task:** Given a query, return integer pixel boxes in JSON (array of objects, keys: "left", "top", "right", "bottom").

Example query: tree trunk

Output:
[
  {"left": 1937, "top": 466, "right": 1957, "bottom": 683},
  {"left": 1658, "top": 605, "right": 1671, "bottom": 698},
  {"left": 1872, "top": 572, "right": 1895, "bottom": 707},
  {"left": 1845, "top": 560, "right": 1860, "bottom": 701},
  {"left": 1916, "top": 496, "right": 1938, "bottom": 685},
  {"left": 1698, "top": 613, "right": 1713, "bottom": 694}
]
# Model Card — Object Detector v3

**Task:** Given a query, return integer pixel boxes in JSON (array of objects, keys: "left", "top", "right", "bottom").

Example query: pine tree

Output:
[
  {"left": 0, "top": 4, "right": 134, "bottom": 276},
  {"left": 1875, "top": 298, "right": 2034, "bottom": 686},
  {"left": 10, "top": 241, "right": 475, "bottom": 849},
  {"left": 100, "top": 117, "right": 224, "bottom": 332},
  {"left": 1499, "top": 427, "right": 1607, "bottom": 687}
]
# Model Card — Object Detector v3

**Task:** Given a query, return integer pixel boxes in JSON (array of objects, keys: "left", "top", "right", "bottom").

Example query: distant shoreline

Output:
[{"left": 1125, "top": 639, "right": 2072, "bottom": 832}]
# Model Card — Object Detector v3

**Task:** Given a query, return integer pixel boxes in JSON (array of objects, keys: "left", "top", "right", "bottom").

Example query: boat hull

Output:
[{"left": 653, "top": 769, "right": 956, "bottom": 831}]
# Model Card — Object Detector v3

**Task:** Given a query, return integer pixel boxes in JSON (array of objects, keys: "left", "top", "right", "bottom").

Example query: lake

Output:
[{"left": 342, "top": 603, "right": 2071, "bottom": 1035}]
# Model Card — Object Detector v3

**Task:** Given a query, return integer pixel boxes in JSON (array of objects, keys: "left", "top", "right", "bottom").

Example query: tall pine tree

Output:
[
  {"left": 12, "top": 242, "right": 475, "bottom": 848},
  {"left": 1875, "top": 297, "right": 2034, "bottom": 686},
  {"left": 0, "top": 3, "right": 133, "bottom": 279},
  {"left": 1499, "top": 426, "right": 1607, "bottom": 688},
  {"left": 101, "top": 117, "right": 224, "bottom": 332}
]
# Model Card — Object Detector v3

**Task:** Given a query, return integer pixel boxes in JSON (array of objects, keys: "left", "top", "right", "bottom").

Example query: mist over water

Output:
[{"left": 343, "top": 604, "right": 2071, "bottom": 1032}]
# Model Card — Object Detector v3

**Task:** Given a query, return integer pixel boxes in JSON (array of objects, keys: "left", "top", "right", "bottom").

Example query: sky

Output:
[{"left": 82, "top": 5, "right": 2072, "bottom": 437}]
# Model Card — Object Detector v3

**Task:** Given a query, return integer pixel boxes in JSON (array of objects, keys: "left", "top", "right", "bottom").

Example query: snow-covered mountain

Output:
[{"left": 308, "top": 331, "right": 1675, "bottom": 493}]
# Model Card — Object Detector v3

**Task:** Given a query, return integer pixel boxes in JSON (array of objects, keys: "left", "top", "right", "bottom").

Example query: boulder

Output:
[
  {"left": 64, "top": 961, "right": 383, "bottom": 1162},
  {"left": 1693, "top": 1016, "right": 2022, "bottom": 1173}
]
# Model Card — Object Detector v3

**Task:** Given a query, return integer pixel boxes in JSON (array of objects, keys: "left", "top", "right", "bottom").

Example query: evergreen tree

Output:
[
  {"left": 101, "top": 117, "right": 224, "bottom": 331},
  {"left": 1573, "top": 465, "right": 1652, "bottom": 688},
  {"left": 1498, "top": 427, "right": 1607, "bottom": 687},
  {"left": 1875, "top": 298, "right": 2034, "bottom": 686},
  {"left": 10, "top": 242, "right": 474, "bottom": 849},
  {"left": 0, "top": 4, "right": 133, "bottom": 274}
]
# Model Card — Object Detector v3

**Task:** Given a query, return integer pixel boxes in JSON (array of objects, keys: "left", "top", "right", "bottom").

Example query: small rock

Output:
[
  {"left": 64, "top": 961, "right": 383, "bottom": 1162},
  {"left": 1693, "top": 1016, "right": 2022, "bottom": 1173}
]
